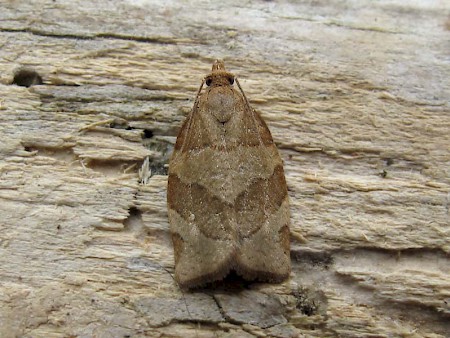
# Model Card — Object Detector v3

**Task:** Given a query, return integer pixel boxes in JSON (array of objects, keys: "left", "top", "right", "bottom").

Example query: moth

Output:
[{"left": 167, "top": 60, "right": 290, "bottom": 289}]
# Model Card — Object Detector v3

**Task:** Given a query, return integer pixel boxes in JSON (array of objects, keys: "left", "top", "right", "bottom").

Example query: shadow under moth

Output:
[{"left": 167, "top": 60, "right": 290, "bottom": 289}]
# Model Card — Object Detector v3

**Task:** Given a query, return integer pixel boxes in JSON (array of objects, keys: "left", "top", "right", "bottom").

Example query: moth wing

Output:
[
  {"left": 234, "top": 109, "right": 291, "bottom": 282},
  {"left": 167, "top": 103, "right": 235, "bottom": 288}
]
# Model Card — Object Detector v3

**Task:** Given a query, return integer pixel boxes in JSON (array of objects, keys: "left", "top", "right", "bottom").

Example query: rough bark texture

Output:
[{"left": 0, "top": 1, "right": 449, "bottom": 337}]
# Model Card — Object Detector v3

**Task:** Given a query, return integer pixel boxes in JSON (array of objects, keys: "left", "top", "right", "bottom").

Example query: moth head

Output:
[
  {"left": 205, "top": 74, "right": 235, "bottom": 87},
  {"left": 205, "top": 60, "right": 235, "bottom": 87}
]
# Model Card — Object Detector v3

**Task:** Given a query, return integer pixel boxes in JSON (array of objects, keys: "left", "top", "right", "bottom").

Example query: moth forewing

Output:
[{"left": 167, "top": 60, "right": 290, "bottom": 289}]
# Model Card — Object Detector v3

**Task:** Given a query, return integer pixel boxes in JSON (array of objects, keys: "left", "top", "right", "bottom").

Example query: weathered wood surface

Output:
[{"left": 0, "top": 1, "right": 449, "bottom": 337}]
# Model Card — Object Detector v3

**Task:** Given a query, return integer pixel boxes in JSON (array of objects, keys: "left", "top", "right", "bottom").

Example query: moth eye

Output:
[
  {"left": 229, "top": 77, "right": 234, "bottom": 85},
  {"left": 206, "top": 78, "right": 212, "bottom": 86}
]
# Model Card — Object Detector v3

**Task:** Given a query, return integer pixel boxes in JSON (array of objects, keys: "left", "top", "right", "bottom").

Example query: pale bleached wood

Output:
[{"left": 0, "top": 1, "right": 449, "bottom": 337}]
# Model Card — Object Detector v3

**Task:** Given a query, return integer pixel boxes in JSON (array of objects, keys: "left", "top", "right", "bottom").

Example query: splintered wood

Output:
[
  {"left": 1, "top": 0, "right": 449, "bottom": 337},
  {"left": 167, "top": 61, "right": 290, "bottom": 289}
]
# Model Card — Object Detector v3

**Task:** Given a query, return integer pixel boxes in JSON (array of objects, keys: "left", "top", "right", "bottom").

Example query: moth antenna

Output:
[
  {"left": 235, "top": 78, "right": 251, "bottom": 111},
  {"left": 235, "top": 77, "right": 271, "bottom": 150},
  {"left": 179, "top": 78, "right": 205, "bottom": 154},
  {"left": 236, "top": 77, "right": 272, "bottom": 217},
  {"left": 193, "top": 77, "right": 206, "bottom": 110}
]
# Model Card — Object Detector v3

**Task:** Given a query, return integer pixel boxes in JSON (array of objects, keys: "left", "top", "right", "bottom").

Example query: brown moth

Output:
[{"left": 167, "top": 60, "right": 290, "bottom": 289}]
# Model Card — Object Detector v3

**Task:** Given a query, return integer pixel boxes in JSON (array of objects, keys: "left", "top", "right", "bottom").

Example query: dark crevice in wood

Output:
[
  {"left": 142, "top": 129, "right": 154, "bottom": 139},
  {"left": 290, "top": 249, "right": 334, "bottom": 269},
  {"left": 292, "top": 287, "right": 327, "bottom": 317},
  {"left": 97, "top": 33, "right": 181, "bottom": 45},
  {"left": 1, "top": 28, "right": 95, "bottom": 40},
  {"left": 123, "top": 206, "right": 143, "bottom": 232},
  {"left": 1, "top": 28, "right": 186, "bottom": 45},
  {"left": 12, "top": 68, "right": 43, "bottom": 87}
]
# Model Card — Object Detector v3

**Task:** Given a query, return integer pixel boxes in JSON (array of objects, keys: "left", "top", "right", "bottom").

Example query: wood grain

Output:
[{"left": 0, "top": 0, "right": 449, "bottom": 337}]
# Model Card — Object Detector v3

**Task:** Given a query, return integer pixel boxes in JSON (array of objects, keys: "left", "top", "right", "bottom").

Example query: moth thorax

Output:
[{"left": 206, "top": 88, "right": 237, "bottom": 123}]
